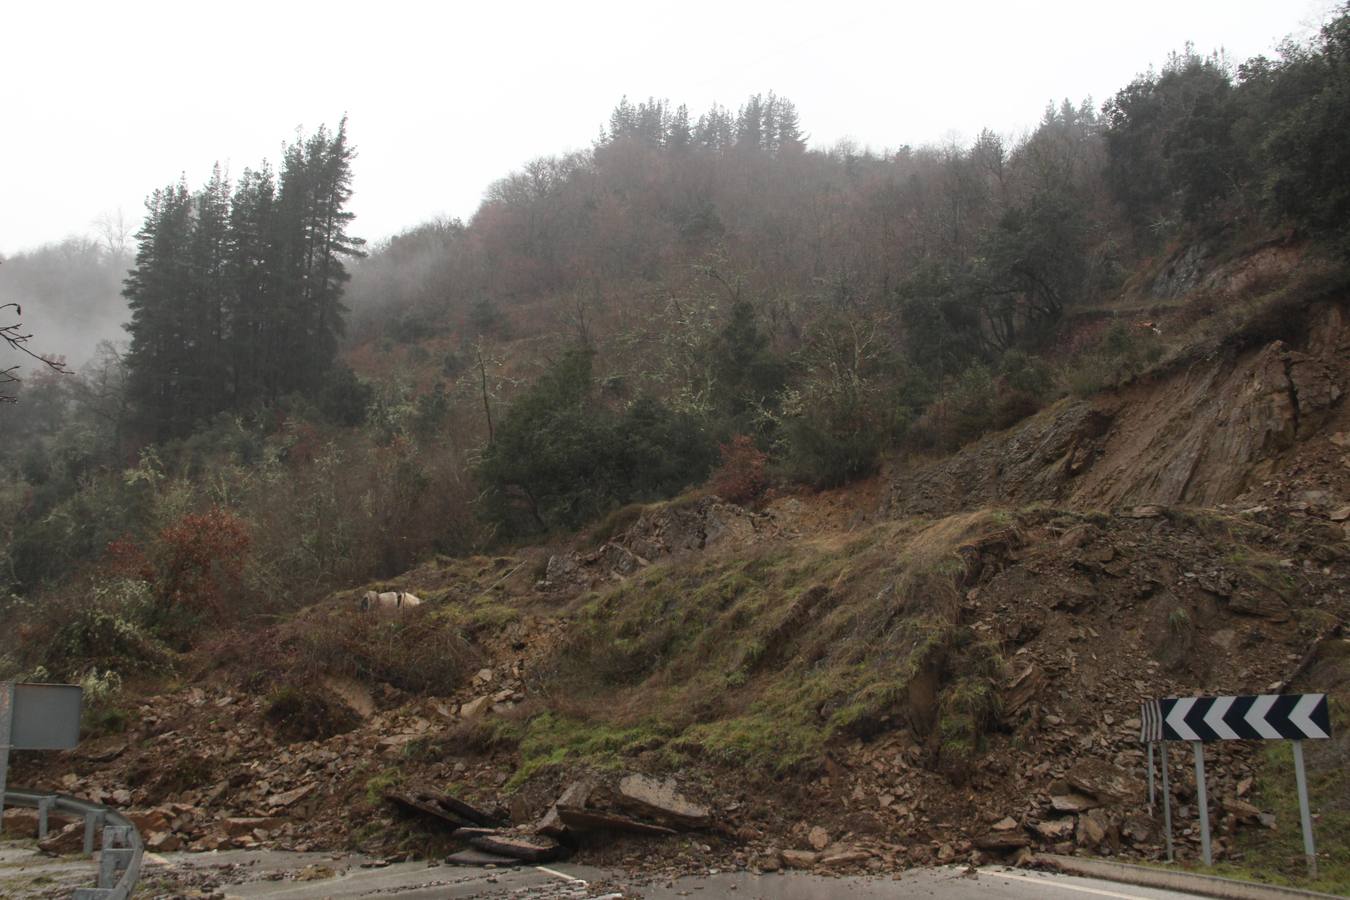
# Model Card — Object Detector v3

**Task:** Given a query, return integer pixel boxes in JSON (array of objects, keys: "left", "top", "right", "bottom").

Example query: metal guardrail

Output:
[{"left": 3, "top": 788, "right": 144, "bottom": 900}]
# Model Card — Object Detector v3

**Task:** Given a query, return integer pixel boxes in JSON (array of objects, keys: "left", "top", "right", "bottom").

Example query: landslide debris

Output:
[
  {"left": 11, "top": 488, "right": 1346, "bottom": 878},
  {"left": 889, "top": 302, "right": 1350, "bottom": 517}
]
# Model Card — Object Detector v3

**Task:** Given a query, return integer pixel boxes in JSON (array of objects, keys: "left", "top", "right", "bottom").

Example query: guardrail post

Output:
[
  {"left": 103, "top": 824, "right": 132, "bottom": 848},
  {"left": 37, "top": 794, "right": 57, "bottom": 838},
  {"left": 84, "top": 809, "right": 105, "bottom": 855},
  {"left": 97, "top": 847, "right": 134, "bottom": 889},
  {"left": 73, "top": 890, "right": 115, "bottom": 900}
]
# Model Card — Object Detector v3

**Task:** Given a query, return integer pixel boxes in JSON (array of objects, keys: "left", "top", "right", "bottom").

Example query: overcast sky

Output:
[{"left": 1, "top": 0, "right": 1331, "bottom": 256}]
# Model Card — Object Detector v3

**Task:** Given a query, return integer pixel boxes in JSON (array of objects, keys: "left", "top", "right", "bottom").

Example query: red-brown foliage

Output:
[
  {"left": 102, "top": 535, "right": 154, "bottom": 582},
  {"left": 155, "top": 507, "right": 251, "bottom": 620},
  {"left": 711, "top": 435, "right": 768, "bottom": 505}
]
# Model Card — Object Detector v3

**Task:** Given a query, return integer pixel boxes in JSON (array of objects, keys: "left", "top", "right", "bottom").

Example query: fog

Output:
[
  {"left": 0, "top": 0, "right": 1332, "bottom": 381},
  {"left": 0, "top": 239, "right": 131, "bottom": 372},
  {"left": 2, "top": 1, "right": 1328, "bottom": 258}
]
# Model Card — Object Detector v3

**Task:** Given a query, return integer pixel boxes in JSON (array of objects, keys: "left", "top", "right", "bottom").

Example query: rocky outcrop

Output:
[{"left": 890, "top": 304, "right": 1349, "bottom": 516}]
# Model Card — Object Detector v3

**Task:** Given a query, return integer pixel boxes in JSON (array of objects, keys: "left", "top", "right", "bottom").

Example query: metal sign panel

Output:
[
  {"left": 10, "top": 682, "right": 83, "bottom": 749},
  {"left": 1154, "top": 694, "right": 1330, "bottom": 742}
]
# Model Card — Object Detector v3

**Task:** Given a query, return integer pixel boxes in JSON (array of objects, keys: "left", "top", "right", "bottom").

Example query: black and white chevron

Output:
[{"left": 1141, "top": 694, "right": 1331, "bottom": 742}]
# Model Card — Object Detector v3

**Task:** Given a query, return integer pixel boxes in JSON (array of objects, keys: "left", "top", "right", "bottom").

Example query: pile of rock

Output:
[{"left": 389, "top": 774, "right": 714, "bottom": 866}]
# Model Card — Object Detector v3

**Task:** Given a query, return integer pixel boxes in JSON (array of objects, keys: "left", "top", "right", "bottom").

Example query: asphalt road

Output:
[
  {"left": 1, "top": 842, "right": 1213, "bottom": 900},
  {"left": 157, "top": 852, "right": 1204, "bottom": 900}
]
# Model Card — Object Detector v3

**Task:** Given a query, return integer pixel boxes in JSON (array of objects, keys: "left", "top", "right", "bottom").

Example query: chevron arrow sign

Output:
[{"left": 1151, "top": 694, "right": 1331, "bottom": 742}]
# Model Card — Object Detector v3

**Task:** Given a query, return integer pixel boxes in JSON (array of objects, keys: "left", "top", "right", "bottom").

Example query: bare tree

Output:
[
  {"left": 1, "top": 298, "right": 71, "bottom": 402},
  {"left": 92, "top": 208, "right": 133, "bottom": 259}
]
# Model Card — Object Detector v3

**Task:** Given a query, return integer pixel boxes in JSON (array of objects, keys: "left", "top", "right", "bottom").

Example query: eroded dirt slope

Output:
[{"left": 889, "top": 302, "right": 1350, "bottom": 518}]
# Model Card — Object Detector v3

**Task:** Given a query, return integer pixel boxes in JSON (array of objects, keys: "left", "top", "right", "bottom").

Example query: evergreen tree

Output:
[
  {"left": 123, "top": 179, "right": 197, "bottom": 439},
  {"left": 667, "top": 103, "right": 692, "bottom": 151},
  {"left": 736, "top": 94, "right": 765, "bottom": 150},
  {"left": 224, "top": 164, "right": 278, "bottom": 405},
  {"left": 775, "top": 98, "right": 807, "bottom": 154},
  {"left": 122, "top": 121, "right": 362, "bottom": 437},
  {"left": 186, "top": 165, "right": 232, "bottom": 419},
  {"left": 694, "top": 104, "right": 734, "bottom": 152}
]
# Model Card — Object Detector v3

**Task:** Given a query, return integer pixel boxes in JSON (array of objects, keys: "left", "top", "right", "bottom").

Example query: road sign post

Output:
[
  {"left": 1147, "top": 742, "right": 1156, "bottom": 812},
  {"left": 0, "top": 682, "right": 13, "bottom": 822},
  {"left": 1291, "top": 740, "right": 1317, "bottom": 879},
  {"left": 1142, "top": 693, "right": 1329, "bottom": 873},
  {"left": 1160, "top": 743, "right": 1173, "bottom": 861},
  {"left": 1192, "top": 741, "right": 1212, "bottom": 866}
]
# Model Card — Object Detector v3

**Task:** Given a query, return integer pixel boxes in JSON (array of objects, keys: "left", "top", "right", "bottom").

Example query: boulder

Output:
[
  {"left": 268, "top": 783, "right": 317, "bottom": 810},
  {"left": 555, "top": 805, "right": 676, "bottom": 836},
  {"left": 1075, "top": 808, "right": 1115, "bottom": 848},
  {"left": 436, "top": 792, "right": 506, "bottom": 827},
  {"left": 780, "top": 849, "right": 818, "bottom": 868},
  {"left": 37, "top": 822, "right": 85, "bottom": 855},
  {"left": 446, "top": 848, "right": 520, "bottom": 866},
  {"left": 819, "top": 847, "right": 871, "bottom": 866},
  {"left": 1034, "top": 818, "right": 1076, "bottom": 840},
  {"left": 974, "top": 832, "right": 1030, "bottom": 850},
  {"left": 469, "top": 832, "right": 564, "bottom": 863},
  {"left": 1065, "top": 759, "right": 1142, "bottom": 803},
  {"left": 536, "top": 781, "right": 595, "bottom": 836},
  {"left": 146, "top": 831, "right": 182, "bottom": 852},
  {"left": 222, "top": 816, "right": 286, "bottom": 837},
  {"left": 1050, "top": 792, "right": 1099, "bottom": 813},
  {"left": 616, "top": 774, "right": 710, "bottom": 829}
]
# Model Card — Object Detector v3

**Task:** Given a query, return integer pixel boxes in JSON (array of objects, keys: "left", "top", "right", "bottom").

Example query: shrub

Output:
[
  {"left": 45, "top": 581, "right": 170, "bottom": 675},
  {"left": 477, "top": 349, "right": 714, "bottom": 536},
  {"left": 1064, "top": 321, "right": 1165, "bottom": 397},
  {"left": 154, "top": 507, "right": 251, "bottom": 626},
  {"left": 265, "top": 684, "right": 360, "bottom": 742},
  {"left": 316, "top": 365, "right": 373, "bottom": 427},
  {"left": 290, "top": 604, "right": 478, "bottom": 694},
  {"left": 711, "top": 435, "right": 769, "bottom": 505},
  {"left": 780, "top": 399, "right": 885, "bottom": 488}
]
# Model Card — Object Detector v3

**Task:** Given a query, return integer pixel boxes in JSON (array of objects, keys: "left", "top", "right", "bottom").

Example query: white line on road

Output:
[
  {"left": 989, "top": 870, "right": 1155, "bottom": 900},
  {"left": 536, "top": 864, "right": 587, "bottom": 884}
]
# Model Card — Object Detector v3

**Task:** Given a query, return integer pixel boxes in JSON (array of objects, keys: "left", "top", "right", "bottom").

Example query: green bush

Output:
[
  {"left": 477, "top": 348, "right": 714, "bottom": 536},
  {"left": 1064, "top": 321, "right": 1164, "bottom": 397}
]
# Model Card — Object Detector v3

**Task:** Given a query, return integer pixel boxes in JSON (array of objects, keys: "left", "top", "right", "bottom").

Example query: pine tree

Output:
[
  {"left": 122, "top": 121, "right": 362, "bottom": 436},
  {"left": 224, "top": 164, "right": 277, "bottom": 405},
  {"left": 694, "top": 104, "right": 734, "bottom": 152},
  {"left": 186, "top": 164, "right": 231, "bottom": 419},
  {"left": 123, "top": 179, "right": 197, "bottom": 439},
  {"left": 608, "top": 96, "right": 636, "bottom": 142},
  {"left": 272, "top": 118, "right": 365, "bottom": 397},
  {"left": 736, "top": 94, "right": 765, "bottom": 150},
  {"left": 775, "top": 99, "right": 807, "bottom": 154},
  {"left": 667, "top": 103, "right": 692, "bottom": 151}
]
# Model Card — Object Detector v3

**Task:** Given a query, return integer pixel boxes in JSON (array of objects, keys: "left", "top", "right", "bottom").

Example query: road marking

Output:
[
  {"left": 536, "top": 864, "right": 586, "bottom": 884},
  {"left": 990, "top": 870, "right": 1154, "bottom": 900}
]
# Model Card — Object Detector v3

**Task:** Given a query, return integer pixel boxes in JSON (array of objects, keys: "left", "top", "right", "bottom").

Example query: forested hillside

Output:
[
  {"left": 4, "top": 10, "right": 1350, "bottom": 893},
  {"left": 4, "top": 10, "right": 1350, "bottom": 695}
]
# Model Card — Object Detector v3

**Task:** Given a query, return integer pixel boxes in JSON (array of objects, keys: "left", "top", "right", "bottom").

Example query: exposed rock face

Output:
[
  {"left": 615, "top": 774, "right": 712, "bottom": 830},
  {"left": 536, "top": 497, "right": 775, "bottom": 591},
  {"left": 890, "top": 304, "right": 1349, "bottom": 515},
  {"left": 622, "top": 497, "right": 774, "bottom": 562}
]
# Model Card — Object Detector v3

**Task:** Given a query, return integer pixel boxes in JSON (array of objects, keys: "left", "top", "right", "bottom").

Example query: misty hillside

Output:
[
  {"left": 3, "top": 9, "right": 1350, "bottom": 896},
  {"left": 0, "top": 237, "right": 130, "bottom": 369}
]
